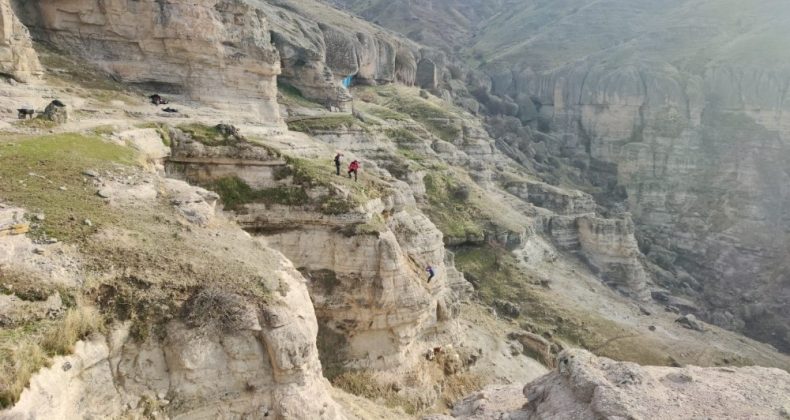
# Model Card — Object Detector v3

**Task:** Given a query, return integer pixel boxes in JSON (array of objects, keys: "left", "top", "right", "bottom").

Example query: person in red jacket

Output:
[{"left": 348, "top": 160, "right": 360, "bottom": 181}]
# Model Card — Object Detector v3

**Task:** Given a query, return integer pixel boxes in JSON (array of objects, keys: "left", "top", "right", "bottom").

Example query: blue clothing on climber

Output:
[{"left": 426, "top": 266, "right": 435, "bottom": 283}]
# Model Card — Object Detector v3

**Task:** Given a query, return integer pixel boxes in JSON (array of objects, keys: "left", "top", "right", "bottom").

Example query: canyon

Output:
[{"left": 0, "top": 0, "right": 789, "bottom": 419}]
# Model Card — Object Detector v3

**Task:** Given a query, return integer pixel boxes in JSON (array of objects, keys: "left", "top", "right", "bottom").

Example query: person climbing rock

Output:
[
  {"left": 426, "top": 266, "right": 435, "bottom": 283},
  {"left": 334, "top": 153, "right": 343, "bottom": 176},
  {"left": 348, "top": 160, "right": 360, "bottom": 181}
]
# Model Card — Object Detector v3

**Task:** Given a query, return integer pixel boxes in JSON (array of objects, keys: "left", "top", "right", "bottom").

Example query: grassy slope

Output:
[{"left": 0, "top": 133, "right": 136, "bottom": 242}]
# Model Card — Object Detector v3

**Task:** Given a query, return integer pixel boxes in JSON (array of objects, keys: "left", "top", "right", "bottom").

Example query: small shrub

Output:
[{"left": 182, "top": 288, "right": 250, "bottom": 333}]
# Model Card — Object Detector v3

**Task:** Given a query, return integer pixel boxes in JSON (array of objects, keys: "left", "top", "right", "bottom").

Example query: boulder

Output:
[
  {"left": 42, "top": 100, "right": 68, "bottom": 124},
  {"left": 675, "top": 314, "right": 705, "bottom": 332}
]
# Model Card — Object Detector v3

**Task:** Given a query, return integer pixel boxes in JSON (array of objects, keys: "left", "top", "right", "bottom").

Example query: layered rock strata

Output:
[
  {"left": 165, "top": 132, "right": 470, "bottom": 371},
  {"left": 16, "top": 0, "right": 282, "bottom": 122}
]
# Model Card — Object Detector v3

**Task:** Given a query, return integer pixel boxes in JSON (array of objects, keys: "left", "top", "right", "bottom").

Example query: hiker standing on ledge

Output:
[
  {"left": 348, "top": 160, "right": 360, "bottom": 182},
  {"left": 426, "top": 266, "right": 435, "bottom": 283},
  {"left": 334, "top": 153, "right": 343, "bottom": 175}
]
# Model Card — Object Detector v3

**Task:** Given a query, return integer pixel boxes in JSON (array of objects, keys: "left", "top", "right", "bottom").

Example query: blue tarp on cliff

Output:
[{"left": 342, "top": 75, "right": 354, "bottom": 88}]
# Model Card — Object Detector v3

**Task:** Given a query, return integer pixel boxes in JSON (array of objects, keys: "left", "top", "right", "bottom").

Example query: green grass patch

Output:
[
  {"left": 205, "top": 176, "right": 309, "bottom": 211},
  {"left": 384, "top": 95, "right": 461, "bottom": 142},
  {"left": 366, "top": 105, "right": 411, "bottom": 122},
  {"left": 176, "top": 123, "right": 240, "bottom": 146},
  {"left": 385, "top": 127, "right": 423, "bottom": 144},
  {"left": 454, "top": 244, "right": 674, "bottom": 366},
  {"left": 287, "top": 115, "right": 363, "bottom": 133},
  {"left": 277, "top": 81, "right": 323, "bottom": 109},
  {"left": 0, "top": 133, "right": 136, "bottom": 242},
  {"left": 422, "top": 173, "right": 484, "bottom": 239},
  {"left": 287, "top": 157, "right": 387, "bottom": 214},
  {"left": 13, "top": 116, "right": 58, "bottom": 130}
]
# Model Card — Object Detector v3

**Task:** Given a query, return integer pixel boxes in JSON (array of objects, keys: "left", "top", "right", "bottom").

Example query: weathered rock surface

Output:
[
  {"left": 0, "top": 173, "right": 345, "bottom": 419},
  {"left": 447, "top": 349, "right": 790, "bottom": 420},
  {"left": 17, "top": 0, "right": 282, "bottom": 122},
  {"left": 332, "top": 0, "right": 790, "bottom": 353},
  {"left": 0, "top": 0, "right": 41, "bottom": 82},
  {"left": 257, "top": 0, "right": 422, "bottom": 107},
  {"left": 524, "top": 349, "right": 790, "bottom": 420},
  {"left": 164, "top": 133, "right": 471, "bottom": 372}
]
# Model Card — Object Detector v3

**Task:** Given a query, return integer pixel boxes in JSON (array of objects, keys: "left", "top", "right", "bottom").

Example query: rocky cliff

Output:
[
  {"left": 0, "top": 149, "right": 343, "bottom": 418},
  {"left": 0, "top": 0, "right": 41, "bottom": 82},
  {"left": 330, "top": 0, "right": 790, "bottom": 354},
  {"left": 16, "top": 0, "right": 284, "bottom": 122},
  {"left": 165, "top": 126, "right": 471, "bottom": 373}
]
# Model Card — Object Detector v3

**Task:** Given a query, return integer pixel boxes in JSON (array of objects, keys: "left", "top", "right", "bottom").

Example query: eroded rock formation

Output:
[
  {"left": 16, "top": 0, "right": 282, "bottom": 122},
  {"left": 0, "top": 0, "right": 41, "bottom": 82},
  {"left": 447, "top": 349, "right": 790, "bottom": 420},
  {"left": 165, "top": 130, "right": 471, "bottom": 372}
]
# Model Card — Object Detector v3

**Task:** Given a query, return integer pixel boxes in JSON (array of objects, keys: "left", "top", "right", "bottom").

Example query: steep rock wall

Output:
[
  {"left": 165, "top": 133, "right": 471, "bottom": 371},
  {"left": 254, "top": 0, "right": 420, "bottom": 106},
  {"left": 0, "top": 169, "right": 344, "bottom": 420},
  {"left": 0, "top": 0, "right": 41, "bottom": 82},
  {"left": 16, "top": 0, "right": 282, "bottom": 122},
  {"left": 501, "top": 63, "right": 790, "bottom": 351}
]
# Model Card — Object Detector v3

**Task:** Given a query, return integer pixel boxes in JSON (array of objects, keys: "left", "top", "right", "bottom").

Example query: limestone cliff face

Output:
[
  {"left": 5, "top": 313, "right": 343, "bottom": 420},
  {"left": 16, "top": 0, "right": 282, "bottom": 122},
  {"left": 326, "top": 0, "right": 790, "bottom": 353},
  {"left": 262, "top": 202, "right": 469, "bottom": 370},
  {"left": 250, "top": 0, "right": 421, "bottom": 107},
  {"left": 0, "top": 171, "right": 344, "bottom": 420},
  {"left": 0, "top": 0, "right": 41, "bottom": 82},
  {"left": 165, "top": 132, "right": 471, "bottom": 372},
  {"left": 505, "top": 64, "right": 790, "bottom": 350}
]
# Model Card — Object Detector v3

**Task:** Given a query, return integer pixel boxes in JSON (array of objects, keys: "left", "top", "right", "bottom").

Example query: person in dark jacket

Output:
[
  {"left": 334, "top": 153, "right": 343, "bottom": 175},
  {"left": 348, "top": 160, "right": 360, "bottom": 181},
  {"left": 426, "top": 266, "right": 435, "bottom": 283}
]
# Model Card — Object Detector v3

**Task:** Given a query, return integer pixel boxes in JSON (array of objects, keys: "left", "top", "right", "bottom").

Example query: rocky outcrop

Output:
[
  {"left": 16, "top": 0, "right": 282, "bottom": 122},
  {"left": 0, "top": 0, "right": 41, "bottom": 82},
  {"left": 4, "top": 297, "right": 344, "bottom": 420},
  {"left": 505, "top": 180, "right": 595, "bottom": 216},
  {"left": 263, "top": 205, "right": 469, "bottom": 370},
  {"left": 0, "top": 171, "right": 345, "bottom": 419},
  {"left": 447, "top": 349, "right": 790, "bottom": 419},
  {"left": 337, "top": 0, "right": 790, "bottom": 351},
  {"left": 164, "top": 134, "right": 470, "bottom": 371},
  {"left": 248, "top": 0, "right": 422, "bottom": 107},
  {"left": 576, "top": 215, "right": 649, "bottom": 300},
  {"left": 522, "top": 349, "right": 790, "bottom": 420},
  {"left": 165, "top": 128, "right": 287, "bottom": 189}
]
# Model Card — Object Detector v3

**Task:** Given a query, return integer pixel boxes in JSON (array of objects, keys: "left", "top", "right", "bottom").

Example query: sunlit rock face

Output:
[
  {"left": 0, "top": 0, "right": 41, "bottom": 82},
  {"left": 16, "top": 0, "right": 283, "bottom": 123}
]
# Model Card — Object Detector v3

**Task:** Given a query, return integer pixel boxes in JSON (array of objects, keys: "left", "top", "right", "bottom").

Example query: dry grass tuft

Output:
[
  {"left": 41, "top": 306, "right": 104, "bottom": 354},
  {"left": 0, "top": 340, "right": 48, "bottom": 408},
  {"left": 441, "top": 372, "right": 486, "bottom": 406}
]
